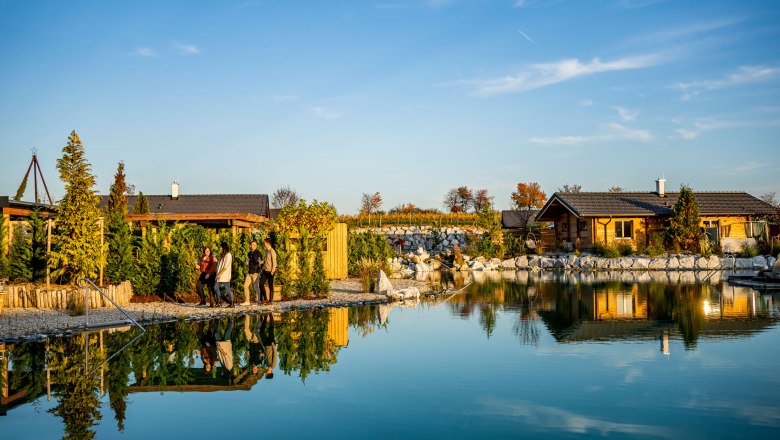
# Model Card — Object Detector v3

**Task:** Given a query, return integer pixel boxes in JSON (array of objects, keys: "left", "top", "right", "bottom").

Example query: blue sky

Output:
[{"left": 1, "top": 0, "right": 779, "bottom": 214}]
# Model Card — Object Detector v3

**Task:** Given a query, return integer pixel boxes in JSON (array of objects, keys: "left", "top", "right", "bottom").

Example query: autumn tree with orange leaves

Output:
[{"left": 511, "top": 182, "right": 547, "bottom": 228}]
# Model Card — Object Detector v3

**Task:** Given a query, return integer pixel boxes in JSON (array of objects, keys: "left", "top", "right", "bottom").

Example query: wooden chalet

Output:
[
  {"left": 535, "top": 179, "right": 778, "bottom": 252},
  {"left": 1, "top": 196, "right": 58, "bottom": 254},
  {"left": 99, "top": 182, "right": 270, "bottom": 234}
]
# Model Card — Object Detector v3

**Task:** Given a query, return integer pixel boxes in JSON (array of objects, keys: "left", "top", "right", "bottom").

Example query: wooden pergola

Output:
[{"left": 126, "top": 212, "right": 267, "bottom": 236}]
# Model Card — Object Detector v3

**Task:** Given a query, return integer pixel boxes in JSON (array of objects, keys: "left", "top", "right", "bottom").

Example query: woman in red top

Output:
[{"left": 196, "top": 246, "right": 217, "bottom": 306}]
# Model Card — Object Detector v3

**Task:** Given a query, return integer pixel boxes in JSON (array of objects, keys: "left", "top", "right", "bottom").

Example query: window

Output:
[
  {"left": 702, "top": 220, "right": 718, "bottom": 228},
  {"left": 561, "top": 222, "right": 569, "bottom": 232},
  {"left": 615, "top": 220, "right": 633, "bottom": 239},
  {"left": 579, "top": 221, "right": 588, "bottom": 230}
]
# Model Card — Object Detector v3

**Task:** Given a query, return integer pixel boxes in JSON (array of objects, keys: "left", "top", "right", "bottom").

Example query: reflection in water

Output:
[
  {"left": 1, "top": 277, "right": 778, "bottom": 438},
  {"left": 445, "top": 276, "right": 779, "bottom": 352}
]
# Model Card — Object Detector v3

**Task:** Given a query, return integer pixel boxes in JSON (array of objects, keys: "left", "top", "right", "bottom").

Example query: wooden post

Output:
[
  {"left": 46, "top": 219, "right": 52, "bottom": 287},
  {"left": 99, "top": 217, "right": 104, "bottom": 286}
]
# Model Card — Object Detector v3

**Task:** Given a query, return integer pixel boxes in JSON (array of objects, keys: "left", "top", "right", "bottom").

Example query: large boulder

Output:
[
  {"left": 387, "top": 287, "right": 420, "bottom": 301},
  {"left": 620, "top": 258, "right": 634, "bottom": 269},
  {"left": 566, "top": 254, "right": 578, "bottom": 268},
  {"left": 695, "top": 257, "right": 709, "bottom": 269},
  {"left": 527, "top": 256, "right": 540, "bottom": 269},
  {"left": 706, "top": 255, "right": 721, "bottom": 269},
  {"left": 735, "top": 258, "right": 752, "bottom": 269},
  {"left": 633, "top": 258, "right": 650, "bottom": 269},
  {"left": 752, "top": 256, "right": 768, "bottom": 270},
  {"left": 649, "top": 258, "right": 667, "bottom": 270},
  {"left": 678, "top": 256, "right": 695, "bottom": 270},
  {"left": 515, "top": 256, "right": 529, "bottom": 269},
  {"left": 501, "top": 258, "right": 516, "bottom": 270},
  {"left": 489, "top": 258, "right": 502, "bottom": 267},
  {"left": 579, "top": 255, "right": 595, "bottom": 270},
  {"left": 415, "top": 261, "right": 432, "bottom": 273},
  {"left": 540, "top": 257, "right": 555, "bottom": 269},
  {"left": 475, "top": 256, "right": 487, "bottom": 264},
  {"left": 595, "top": 257, "right": 610, "bottom": 270},
  {"left": 469, "top": 260, "right": 485, "bottom": 271},
  {"left": 666, "top": 257, "right": 680, "bottom": 270},
  {"left": 374, "top": 270, "right": 394, "bottom": 295}
]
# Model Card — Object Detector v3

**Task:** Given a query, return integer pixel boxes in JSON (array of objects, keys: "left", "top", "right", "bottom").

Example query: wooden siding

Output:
[
  {"left": 287, "top": 223, "right": 348, "bottom": 280},
  {"left": 328, "top": 307, "right": 349, "bottom": 347}
]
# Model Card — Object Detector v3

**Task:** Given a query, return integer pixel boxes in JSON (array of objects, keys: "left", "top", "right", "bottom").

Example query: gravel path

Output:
[{"left": 0, "top": 279, "right": 431, "bottom": 342}]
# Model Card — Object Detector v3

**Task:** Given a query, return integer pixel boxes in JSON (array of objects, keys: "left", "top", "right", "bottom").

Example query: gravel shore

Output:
[{"left": 0, "top": 279, "right": 431, "bottom": 342}]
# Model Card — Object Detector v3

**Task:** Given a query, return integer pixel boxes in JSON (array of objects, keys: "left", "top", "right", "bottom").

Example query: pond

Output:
[{"left": 1, "top": 275, "right": 779, "bottom": 439}]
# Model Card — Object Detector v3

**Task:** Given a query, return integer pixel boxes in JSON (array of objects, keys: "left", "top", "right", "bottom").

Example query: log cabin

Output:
[{"left": 534, "top": 179, "right": 778, "bottom": 252}]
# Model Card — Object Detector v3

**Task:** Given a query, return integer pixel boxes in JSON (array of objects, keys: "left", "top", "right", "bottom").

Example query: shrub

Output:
[
  {"left": 617, "top": 242, "right": 634, "bottom": 257},
  {"left": 294, "top": 227, "right": 313, "bottom": 297},
  {"left": 647, "top": 233, "right": 665, "bottom": 258},
  {"left": 311, "top": 236, "right": 329, "bottom": 298},
  {"left": 348, "top": 231, "right": 393, "bottom": 277},
  {"left": 592, "top": 242, "right": 621, "bottom": 258},
  {"left": 740, "top": 242, "right": 759, "bottom": 258},
  {"left": 358, "top": 258, "right": 381, "bottom": 293},
  {"left": 504, "top": 233, "right": 526, "bottom": 257}
]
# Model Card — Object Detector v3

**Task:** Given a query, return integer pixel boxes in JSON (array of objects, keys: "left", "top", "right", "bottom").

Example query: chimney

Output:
[
  {"left": 655, "top": 177, "right": 666, "bottom": 197},
  {"left": 171, "top": 181, "right": 179, "bottom": 200}
]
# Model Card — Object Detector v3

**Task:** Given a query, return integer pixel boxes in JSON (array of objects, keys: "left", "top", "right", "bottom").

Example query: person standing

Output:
[
  {"left": 257, "top": 238, "right": 277, "bottom": 304},
  {"left": 259, "top": 313, "right": 277, "bottom": 379},
  {"left": 215, "top": 242, "right": 234, "bottom": 308},
  {"left": 242, "top": 240, "right": 262, "bottom": 306},
  {"left": 196, "top": 246, "right": 217, "bottom": 307},
  {"left": 215, "top": 317, "right": 235, "bottom": 381}
]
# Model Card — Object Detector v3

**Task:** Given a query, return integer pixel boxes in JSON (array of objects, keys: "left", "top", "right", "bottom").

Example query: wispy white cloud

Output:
[
  {"left": 670, "top": 116, "right": 780, "bottom": 140},
  {"left": 469, "top": 54, "right": 662, "bottom": 96},
  {"left": 649, "top": 17, "right": 744, "bottom": 40},
  {"left": 735, "top": 161, "right": 769, "bottom": 173},
  {"left": 309, "top": 106, "right": 343, "bottom": 119},
  {"left": 674, "top": 64, "right": 780, "bottom": 100},
  {"left": 129, "top": 47, "right": 157, "bottom": 57},
  {"left": 616, "top": 106, "right": 639, "bottom": 121},
  {"left": 672, "top": 128, "right": 698, "bottom": 140},
  {"left": 577, "top": 99, "right": 594, "bottom": 106},
  {"left": 476, "top": 397, "right": 673, "bottom": 437},
  {"left": 529, "top": 122, "right": 652, "bottom": 145},
  {"left": 172, "top": 42, "right": 201, "bottom": 55}
]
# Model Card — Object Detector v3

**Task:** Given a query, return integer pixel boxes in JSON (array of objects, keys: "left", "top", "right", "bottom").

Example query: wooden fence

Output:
[{"left": 0, "top": 280, "right": 133, "bottom": 310}]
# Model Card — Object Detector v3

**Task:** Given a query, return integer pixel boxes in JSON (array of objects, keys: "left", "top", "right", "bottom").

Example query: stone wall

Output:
[{"left": 353, "top": 226, "right": 485, "bottom": 253}]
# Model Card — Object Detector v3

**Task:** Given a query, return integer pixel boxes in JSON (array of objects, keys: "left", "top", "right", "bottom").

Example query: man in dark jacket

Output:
[{"left": 242, "top": 240, "right": 263, "bottom": 305}]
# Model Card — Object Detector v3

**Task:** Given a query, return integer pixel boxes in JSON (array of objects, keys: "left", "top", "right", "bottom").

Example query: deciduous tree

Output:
[
  {"left": 511, "top": 182, "right": 547, "bottom": 228},
  {"left": 360, "top": 192, "right": 383, "bottom": 215},
  {"left": 49, "top": 131, "right": 105, "bottom": 283},
  {"left": 444, "top": 186, "right": 473, "bottom": 213},
  {"left": 608, "top": 186, "right": 624, "bottom": 193},
  {"left": 472, "top": 189, "right": 493, "bottom": 212},
  {"left": 271, "top": 186, "right": 300, "bottom": 209},
  {"left": 558, "top": 184, "right": 582, "bottom": 193}
]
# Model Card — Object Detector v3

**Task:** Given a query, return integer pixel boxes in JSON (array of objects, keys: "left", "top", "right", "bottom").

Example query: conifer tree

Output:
[
  {"left": 668, "top": 184, "right": 702, "bottom": 252},
  {"left": 49, "top": 131, "right": 105, "bottom": 283},
  {"left": 9, "top": 224, "right": 33, "bottom": 282},
  {"left": 133, "top": 192, "right": 150, "bottom": 215},
  {"left": 310, "top": 236, "right": 329, "bottom": 297},
  {"left": 0, "top": 214, "right": 9, "bottom": 279},
  {"left": 29, "top": 211, "right": 48, "bottom": 281},
  {"left": 106, "top": 162, "right": 135, "bottom": 283}
]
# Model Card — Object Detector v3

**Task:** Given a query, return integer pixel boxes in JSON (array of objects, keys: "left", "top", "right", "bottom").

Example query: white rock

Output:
[
  {"left": 515, "top": 256, "right": 529, "bottom": 269},
  {"left": 735, "top": 258, "right": 752, "bottom": 269},
  {"left": 476, "top": 256, "right": 487, "bottom": 264},
  {"left": 633, "top": 258, "right": 650, "bottom": 269},
  {"left": 649, "top": 258, "right": 667, "bottom": 270},
  {"left": 541, "top": 257, "right": 554, "bottom": 269},
  {"left": 695, "top": 257, "right": 709, "bottom": 269},
  {"left": 620, "top": 258, "right": 634, "bottom": 269},
  {"left": 415, "top": 261, "right": 432, "bottom": 273},
  {"left": 678, "top": 256, "right": 695, "bottom": 269},
  {"left": 566, "top": 254, "right": 578, "bottom": 267},
  {"left": 501, "top": 258, "right": 516, "bottom": 269},
  {"left": 387, "top": 287, "right": 420, "bottom": 301},
  {"left": 469, "top": 261, "right": 485, "bottom": 271},
  {"left": 707, "top": 255, "right": 721, "bottom": 269},
  {"left": 374, "top": 270, "right": 394, "bottom": 295},
  {"left": 752, "top": 256, "right": 768, "bottom": 270},
  {"left": 667, "top": 258, "right": 680, "bottom": 270}
]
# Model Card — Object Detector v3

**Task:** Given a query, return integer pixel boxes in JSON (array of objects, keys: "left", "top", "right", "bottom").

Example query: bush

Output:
[
  {"left": 740, "top": 242, "right": 759, "bottom": 258},
  {"left": 592, "top": 242, "right": 621, "bottom": 258},
  {"left": 647, "top": 233, "right": 665, "bottom": 258},
  {"left": 617, "top": 242, "right": 634, "bottom": 257},
  {"left": 504, "top": 233, "right": 526, "bottom": 257},
  {"left": 348, "top": 231, "right": 394, "bottom": 277},
  {"left": 358, "top": 258, "right": 381, "bottom": 293}
]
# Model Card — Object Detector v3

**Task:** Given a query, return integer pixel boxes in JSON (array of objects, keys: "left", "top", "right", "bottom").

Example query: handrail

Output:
[
  {"left": 77, "top": 278, "right": 145, "bottom": 375},
  {"left": 77, "top": 278, "right": 144, "bottom": 331}
]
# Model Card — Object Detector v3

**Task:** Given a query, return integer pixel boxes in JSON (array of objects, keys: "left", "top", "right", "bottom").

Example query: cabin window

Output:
[
  {"left": 561, "top": 222, "right": 569, "bottom": 232},
  {"left": 702, "top": 220, "right": 718, "bottom": 228},
  {"left": 579, "top": 221, "right": 588, "bottom": 230},
  {"left": 615, "top": 220, "right": 633, "bottom": 239}
]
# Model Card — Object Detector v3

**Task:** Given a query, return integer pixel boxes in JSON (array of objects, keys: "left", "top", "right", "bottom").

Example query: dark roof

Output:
[
  {"left": 99, "top": 194, "right": 269, "bottom": 217},
  {"left": 537, "top": 191, "right": 777, "bottom": 219},
  {"left": 501, "top": 210, "right": 539, "bottom": 228}
]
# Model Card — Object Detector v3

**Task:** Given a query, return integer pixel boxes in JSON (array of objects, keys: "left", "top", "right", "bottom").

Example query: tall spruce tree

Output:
[
  {"left": 668, "top": 184, "right": 702, "bottom": 252},
  {"left": 133, "top": 192, "right": 150, "bottom": 215},
  {"left": 9, "top": 224, "right": 33, "bottom": 282},
  {"left": 0, "top": 214, "right": 9, "bottom": 279},
  {"left": 49, "top": 131, "right": 105, "bottom": 283},
  {"left": 29, "top": 211, "right": 48, "bottom": 281},
  {"left": 106, "top": 162, "right": 135, "bottom": 283}
]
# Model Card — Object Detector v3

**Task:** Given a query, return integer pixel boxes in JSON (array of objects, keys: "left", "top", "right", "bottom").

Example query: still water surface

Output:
[{"left": 1, "top": 276, "right": 779, "bottom": 439}]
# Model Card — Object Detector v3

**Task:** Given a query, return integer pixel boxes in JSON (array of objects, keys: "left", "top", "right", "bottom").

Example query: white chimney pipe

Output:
[
  {"left": 655, "top": 177, "right": 665, "bottom": 197},
  {"left": 172, "top": 181, "right": 179, "bottom": 199}
]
